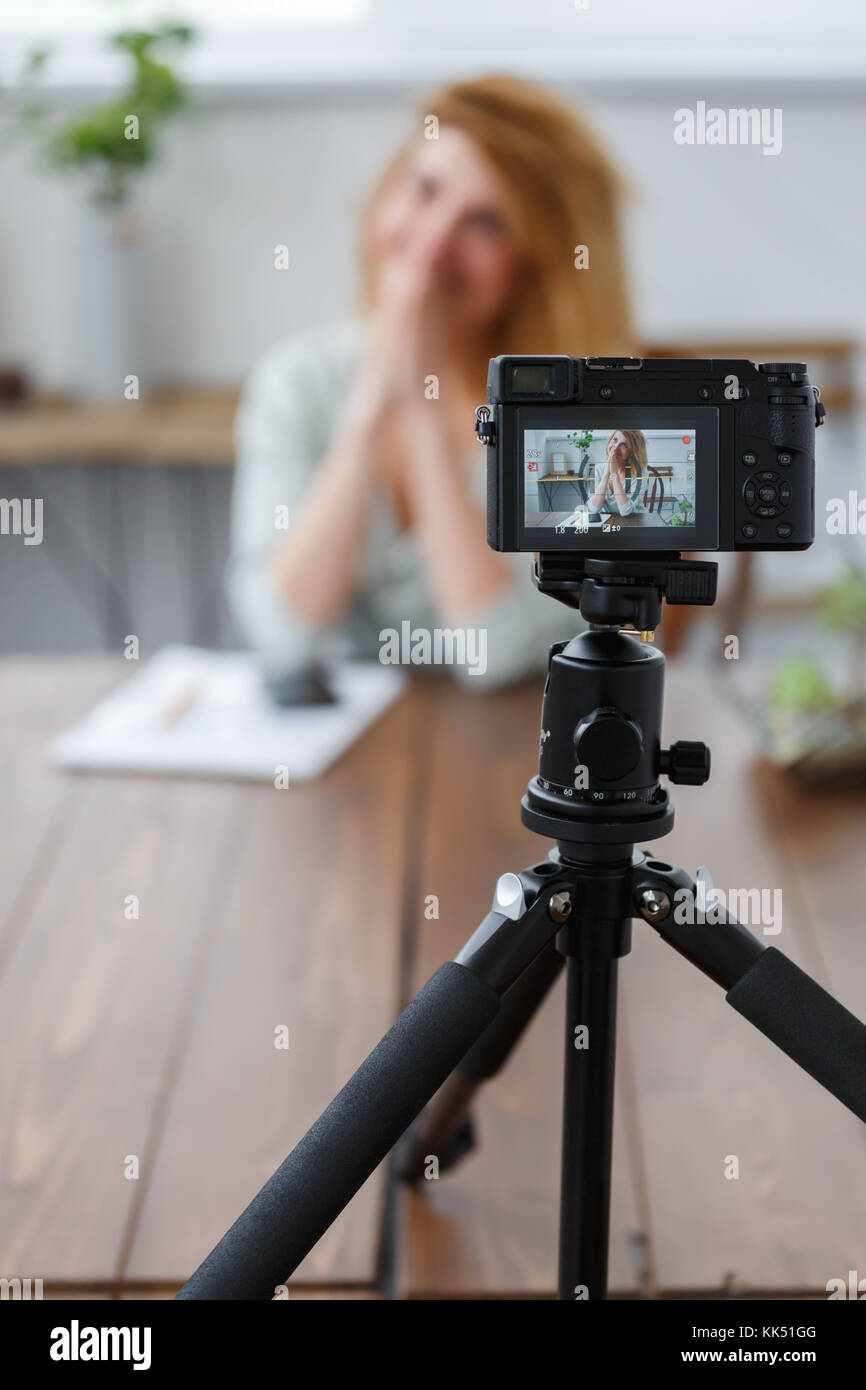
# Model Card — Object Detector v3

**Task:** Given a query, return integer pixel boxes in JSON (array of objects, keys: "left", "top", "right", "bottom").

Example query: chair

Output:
[{"left": 642, "top": 465, "right": 665, "bottom": 515}]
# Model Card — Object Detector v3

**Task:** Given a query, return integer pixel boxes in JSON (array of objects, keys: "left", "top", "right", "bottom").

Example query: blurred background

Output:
[
  {"left": 1, "top": 2, "right": 865, "bottom": 654},
  {"left": 1, "top": 0, "right": 865, "bottom": 1301}
]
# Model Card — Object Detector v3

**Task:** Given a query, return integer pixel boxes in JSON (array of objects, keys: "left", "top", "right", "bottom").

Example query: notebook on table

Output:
[{"left": 48, "top": 646, "right": 407, "bottom": 783}]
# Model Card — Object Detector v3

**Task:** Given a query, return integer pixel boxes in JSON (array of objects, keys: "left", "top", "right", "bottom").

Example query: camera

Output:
[{"left": 479, "top": 355, "right": 824, "bottom": 553}]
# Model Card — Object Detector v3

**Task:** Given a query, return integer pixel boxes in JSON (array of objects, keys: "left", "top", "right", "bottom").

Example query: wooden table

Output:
[
  {"left": 0, "top": 391, "right": 238, "bottom": 467},
  {"left": 1, "top": 657, "right": 865, "bottom": 1300}
]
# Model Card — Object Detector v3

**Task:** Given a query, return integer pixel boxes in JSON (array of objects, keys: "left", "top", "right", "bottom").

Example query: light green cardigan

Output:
[{"left": 225, "top": 321, "right": 578, "bottom": 691}]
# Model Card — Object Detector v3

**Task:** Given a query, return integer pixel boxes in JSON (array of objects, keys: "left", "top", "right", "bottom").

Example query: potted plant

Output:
[
  {"left": 565, "top": 429, "right": 594, "bottom": 478},
  {"left": 765, "top": 564, "right": 866, "bottom": 787},
  {"left": 668, "top": 496, "right": 696, "bottom": 527},
  {"left": 14, "top": 23, "right": 195, "bottom": 401}
]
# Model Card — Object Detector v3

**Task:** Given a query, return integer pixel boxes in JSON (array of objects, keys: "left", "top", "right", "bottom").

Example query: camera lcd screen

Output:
[{"left": 518, "top": 409, "right": 719, "bottom": 550}]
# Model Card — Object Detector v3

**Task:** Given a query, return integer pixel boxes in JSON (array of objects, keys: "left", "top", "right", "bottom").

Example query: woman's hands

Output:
[
  {"left": 589, "top": 460, "right": 611, "bottom": 512},
  {"left": 599, "top": 446, "right": 631, "bottom": 513},
  {"left": 355, "top": 225, "right": 513, "bottom": 621},
  {"left": 272, "top": 218, "right": 511, "bottom": 630},
  {"left": 608, "top": 455, "right": 630, "bottom": 510},
  {"left": 345, "top": 228, "right": 448, "bottom": 441},
  {"left": 590, "top": 452, "right": 631, "bottom": 516}
]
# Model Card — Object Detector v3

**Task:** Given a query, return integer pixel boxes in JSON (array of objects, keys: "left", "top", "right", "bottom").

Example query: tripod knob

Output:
[
  {"left": 659, "top": 740, "right": 711, "bottom": 785},
  {"left": 574, "top": 708, "right": 643, "bottom": 781}
]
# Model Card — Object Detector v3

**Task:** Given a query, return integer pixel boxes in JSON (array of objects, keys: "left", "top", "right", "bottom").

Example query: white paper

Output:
[{"left": 48, "top": 646, "right": 407, "bottom": 782}]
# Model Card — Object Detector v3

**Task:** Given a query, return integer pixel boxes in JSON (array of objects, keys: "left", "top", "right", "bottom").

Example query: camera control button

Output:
[
  {"left": 779, "top": 482, "right": 791, "bottom": 504},
  {"left": 741, "top": 523, "right": 758, "bottom": 539},
  {"left": 756, "top": 470, "right": 776, "bottom": 482},
  {"left": 777, "top": 451, "right": 793, "bottom": 466},
  {"left": 742, "top": 451, "right": 758, "bottom": 466},
  {"left": 758, "top": 485, "right": 777, "bottom": 503},
  {"left": 744, "top": 483, "right": 757, "bottom": 502},
  {"left": 776, "top": 522, "right": 793, "bottom": 538}
]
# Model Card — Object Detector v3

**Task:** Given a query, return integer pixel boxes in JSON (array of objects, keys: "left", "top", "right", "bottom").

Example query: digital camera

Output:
[{"left": 479, "top": 355, "right": 824, "bottom": 554}]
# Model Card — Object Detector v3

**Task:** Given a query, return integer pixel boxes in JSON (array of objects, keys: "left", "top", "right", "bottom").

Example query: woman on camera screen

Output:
[
  {"left": 588, "top": 430, "right": 649, "bottom": 519},
  {"left": 226, "top": 75, "right": 632, "bottom": 689}
]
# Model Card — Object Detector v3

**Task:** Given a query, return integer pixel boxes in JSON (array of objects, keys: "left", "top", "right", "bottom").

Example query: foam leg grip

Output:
[
  {"left": 726, "top": 947, "right": 866, "bottom": 1122},
  {"left": 458, "top": 941, "right": 564, "bottom": 1082},
  {"left": 175, "top": 961, "right": 500, "bottom": 1299}
]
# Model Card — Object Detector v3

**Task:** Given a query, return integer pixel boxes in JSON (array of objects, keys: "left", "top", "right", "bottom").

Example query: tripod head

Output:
[
  {"left": 521, "top": 552, "right": 716, "bottom": 852},
  {"left": 532, "top": 551, "right": 718, "bottom": 632}
]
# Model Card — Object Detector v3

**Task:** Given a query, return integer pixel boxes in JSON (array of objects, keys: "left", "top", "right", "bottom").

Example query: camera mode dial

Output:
[{"left": 758, "top": 362, "right": 807, "bottom": 376}]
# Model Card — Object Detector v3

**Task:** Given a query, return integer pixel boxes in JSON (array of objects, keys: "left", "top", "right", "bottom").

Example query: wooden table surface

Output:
[
  {"left": 1, "top": 656, "right": 864, "bottom": 1300},
  {"left": 0, "top": 391, "right": 238, "bottom": 467}
]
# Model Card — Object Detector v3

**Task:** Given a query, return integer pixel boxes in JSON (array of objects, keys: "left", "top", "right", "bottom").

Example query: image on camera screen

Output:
[{"left": 523, "top": 426, "right": 697, "bottom": 535}]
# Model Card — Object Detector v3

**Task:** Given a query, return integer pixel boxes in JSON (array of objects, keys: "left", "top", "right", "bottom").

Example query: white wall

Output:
[
  {"left": 1, "top": 77, "right": 863, "bottom": 599},
  {"left": 1, "top": 85, "right": 864, "bottom": 392}
]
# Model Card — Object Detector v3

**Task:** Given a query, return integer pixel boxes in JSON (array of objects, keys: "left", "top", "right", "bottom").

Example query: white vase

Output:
[{"left": 74, "top": 200, "right": 145, "bottom": 404}]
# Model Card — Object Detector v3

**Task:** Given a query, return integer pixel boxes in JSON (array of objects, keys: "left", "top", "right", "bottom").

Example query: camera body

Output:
[{"left": 482, "top": 355, "right": 823, "bottom": 554}]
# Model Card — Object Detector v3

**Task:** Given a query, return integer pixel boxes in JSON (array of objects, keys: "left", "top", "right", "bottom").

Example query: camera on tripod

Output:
[
  {"left": 178, "top": 351, "right": 866, "bottom": 1308},
  {"left": 477, "top": 354, "right": 824, "bottom": 554}
]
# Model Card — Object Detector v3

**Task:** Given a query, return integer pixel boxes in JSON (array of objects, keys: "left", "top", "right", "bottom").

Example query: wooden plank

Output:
[
  {"left": 117, "top": 1287, "right": 381, "bottom": 1300},
  {"left": 125, "top": 692, "right": 417, "bottom": 1288},
  {"left": 43, "top": 1285, "right": 380, "bottom": 1298},
  {"left": 624, "top": 665, "right": 866, "bottom": 1293},
  {"left": 396, "top": 682, "right": 647, "bottom": 1298},
  {"left": 0, "top": 659, "right": 125, "bottom": 949},
  {"left": 747, "top": 756, "right": 866, "bottom": 1015},
  {"left": 0, "top": 663, "right": 245, "bottom": 1281}
]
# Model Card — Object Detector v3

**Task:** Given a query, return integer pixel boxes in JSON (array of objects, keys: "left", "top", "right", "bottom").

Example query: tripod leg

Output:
[
  {"left": 175, "top": 964, "right": 499, "bottom": 1299},
  {"left": 176, "top": 864, "right": 576, "bottom": 1299},
  {"left": 553, "top": 889, "right": 633, "bottom": 1303},
  {"left": 396, "top": 940, "right": 565, "bottom": 1181},
  {"left": 634, "top": 858, "right": 866, "bottom": 1123},
  {"left": 559, "top": 951, "right": 619, "bottom": 1301}
]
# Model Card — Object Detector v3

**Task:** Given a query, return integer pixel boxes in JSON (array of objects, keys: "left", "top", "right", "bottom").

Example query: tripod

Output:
[{"left": 177, "top": 555, "right": 866, "bottom": 1300}]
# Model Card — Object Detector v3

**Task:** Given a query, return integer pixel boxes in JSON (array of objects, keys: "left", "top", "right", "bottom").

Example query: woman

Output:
[
  {"left": 587, "top": 430, "right": 649, "bottom": 521},
  {"left": 226, "top": 75, "right": 632, "bottom": 690}
]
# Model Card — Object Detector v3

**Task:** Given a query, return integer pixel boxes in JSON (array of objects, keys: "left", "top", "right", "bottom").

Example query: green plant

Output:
[
  {"left": 769, "top": 563, "right": 866, "bottom": 719},
  {"left": 668, "top": 496, "right": 695, "bottom": 527},
  {"left": 14, "top": 23, "right": 195, "bottom": 206},
  {"left": 770, "top": 656, "right": 837, "bottom": 715},
  {"left": 817, "top": 563, "right": 866, "bottom": 705},
  {"left": 567, "top": 430, "right": 594, "bottom": 454}
]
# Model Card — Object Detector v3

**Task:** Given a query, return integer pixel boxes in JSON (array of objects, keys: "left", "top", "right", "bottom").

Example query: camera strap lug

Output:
[
  {"left": 475, "top": 405, "right": 496, "bottom": 446},
  {"left": 812, "top": 386, "right": 826, "bottom": 427}
]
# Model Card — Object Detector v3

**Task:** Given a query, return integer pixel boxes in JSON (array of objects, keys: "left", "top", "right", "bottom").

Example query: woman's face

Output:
[
  {"left": 369, "top": 126, "right": 522, "bottom": 333},
  {"left": 608, "top": 432, "right": 630, "bottom": 465}
]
